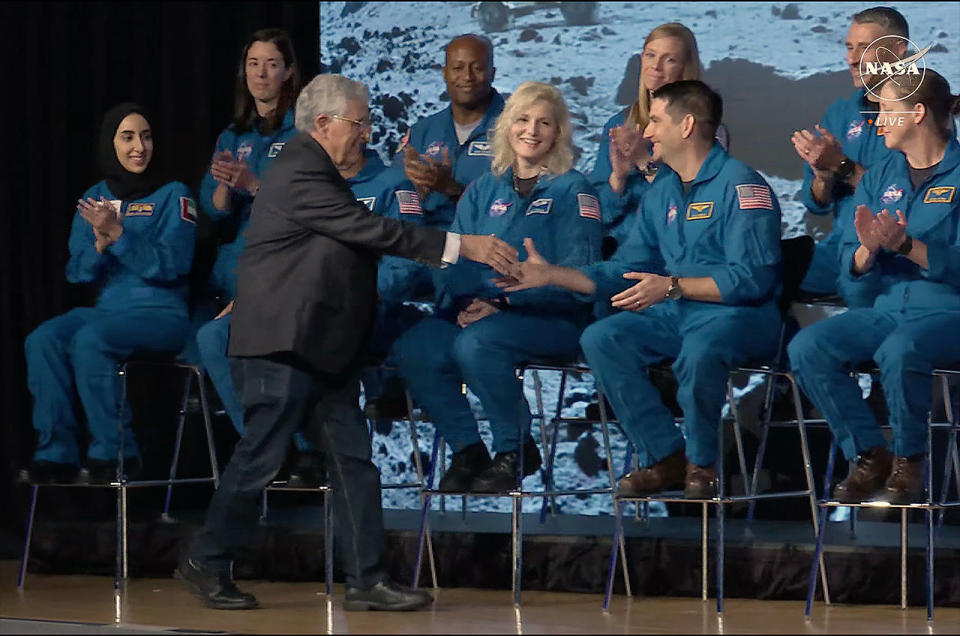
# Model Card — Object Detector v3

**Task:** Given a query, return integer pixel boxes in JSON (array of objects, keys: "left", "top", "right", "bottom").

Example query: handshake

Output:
[{"left": 458, "top": 235, "right": 553, "bottom": 293}]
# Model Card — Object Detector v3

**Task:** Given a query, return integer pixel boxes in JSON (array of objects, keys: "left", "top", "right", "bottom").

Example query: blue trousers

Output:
[
  {"left": 580, "top": 301, "right": 780, "bottom": 467},
  {"left": 25, "top": 306, "right": 188, "bottom": 465},
  {"left": 788, "top": 308, "right": 960, "bottom": 460},
  {"left": 395, "top": 311, "right": 584, "bottom": 453},
  {"left": 195, "top": 315, "right": 315, "bottom": 454},
  {"left": 188, "top": 355, "right": 387, "bottom": 589}
]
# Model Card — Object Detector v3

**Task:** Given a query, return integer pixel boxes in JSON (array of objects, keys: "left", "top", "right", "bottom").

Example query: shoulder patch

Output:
[
  {"left": 179, "top": 197, "right": 197, "bottom": 224},
  {"left": 686, "top": 201, "right": 715, "bottom": 220},
  {"left": 267, "top": 142, "right": 285, "bottom": 158},
  {"left": 236, "top": 141, "right": 253, "bottom": 162},
  {"left": 736, "top": 184, "right": 773, "bottom": 210},
  {"left": 126, "top": 202, "right": 155, "bottom": 217},
  {"left": 357, "top": 196, "right": 377, "bottom": 212},
  {"left": 526, "top": 198, "right": 553, "bottom": 215},
  {"left": 924, "top": 186, "right": 955, "bottom": 204},
  {"left": 880, "top": 184, "right": 904, "bottom": 204},
  {"left": 467, "top": 140, "right": 493, "bottom": 157},
  {"left": 577, "top": 193, "right": 601, "bottom": 221},
  {"left": 395, "top": 190, "right": 423, "bottom": 215}
]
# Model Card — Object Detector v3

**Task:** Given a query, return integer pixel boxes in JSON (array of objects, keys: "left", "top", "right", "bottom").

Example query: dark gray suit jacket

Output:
[{"left": 228, "top": 132, "right": 447, "bottom": 374}]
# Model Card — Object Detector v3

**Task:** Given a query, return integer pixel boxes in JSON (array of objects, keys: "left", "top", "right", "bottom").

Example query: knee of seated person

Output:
[
  {"left": 24, "top": 322, "right": 60, "bottom": 358},
  {"left": 69, "top": 323, "right": 113, "bottom": 360},
  {"left": 786, "top": 326, "right": 822, "bottom": 372},
  {"left": 394, "top": 326, "right": 448, "bottom": 373},
  {"left": 579, "top": 320, "right": 616, "bottom": 359},
  {"left": 451, "top": 323, "right": 497, "bottom": 366},
  {"left": 874, "top": 331, "right": 926, "bottom": 373},
  {"left": 196, "top": 319, "right": 227, "bottom": 358}
]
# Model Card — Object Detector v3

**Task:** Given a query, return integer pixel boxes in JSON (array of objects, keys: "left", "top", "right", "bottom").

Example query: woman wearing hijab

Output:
[{"left": 22, "top": 103, "right": 197, "bottom": 485}]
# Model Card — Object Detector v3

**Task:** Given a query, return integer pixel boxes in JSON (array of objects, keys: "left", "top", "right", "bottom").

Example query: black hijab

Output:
[{"left": 98, "top": 102, "right": 166, "bottom": 201}]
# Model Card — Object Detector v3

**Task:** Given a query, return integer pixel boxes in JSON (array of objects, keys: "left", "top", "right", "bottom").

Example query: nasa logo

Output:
[
  {"left": 880, "top": 184, "right": 903, "bottom": 204},
  {"left": 859, "top": 35, "right": 930, "bottom": 102},
  {"left": 489, "top": 199, "right": 512, "bottom": 217}
]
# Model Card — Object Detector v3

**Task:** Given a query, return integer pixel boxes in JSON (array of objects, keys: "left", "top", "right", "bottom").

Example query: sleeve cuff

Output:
[
  {"left": 108, "top": 232, "right": 130, "bottom": 256},
  {"left": 441, "top": 232, "right": 461, "bottom": 267}
]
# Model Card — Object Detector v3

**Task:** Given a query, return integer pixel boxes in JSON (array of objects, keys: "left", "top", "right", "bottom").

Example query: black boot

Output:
[
  {"left": 438, "top": 442, "right": 491, "bottom": 492},
  {"left": 470, "top": 439, "right": 539, "bottom": 493},
  {"left": 175, "top": 554, "right": 259, "bottom": 610},
  {"left": 18, "top": 461, "right": 79, "bottom": 485},
  {"left": 287, "top": 452, "right": 326, "bottom": 489},
  {"left": 344, "top": 579, "right": 433, "bottom": 611},
  {"left": 76, "top": 457, "right": 142, "bottom": 485}
]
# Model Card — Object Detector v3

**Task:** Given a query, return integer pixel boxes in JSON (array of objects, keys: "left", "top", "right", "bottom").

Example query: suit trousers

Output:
[{"left": 188, "top": 354, "right": 387, "bottom": 589}]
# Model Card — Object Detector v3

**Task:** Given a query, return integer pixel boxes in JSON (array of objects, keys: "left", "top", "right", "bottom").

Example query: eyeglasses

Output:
[{"left": 329, "top": 114, "right": 371, "bottom": 130}]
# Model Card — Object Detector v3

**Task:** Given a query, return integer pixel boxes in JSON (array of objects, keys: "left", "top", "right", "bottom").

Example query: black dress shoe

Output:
[
  {"left": 344, "top": 580, "right": 433, "bottom": 611},
  {"left": 174, "top": 555, "right": 259, "bottom": 610},
  {"left": 76, "top": 457, "right": 142, "bottom": 485},
  {"left": 287, "top": 452, "right": 327, "bottom": 489},
  {"left": 18, "top": 461, "right": 80, "bottom": 485},
  {"left": 438, "top": 442, "right": 492, "bottom": 492}
]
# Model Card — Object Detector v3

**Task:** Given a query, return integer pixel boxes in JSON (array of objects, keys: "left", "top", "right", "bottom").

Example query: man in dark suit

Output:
[{"left": 175, "top": 74, "right": 518, "bottom": 612}]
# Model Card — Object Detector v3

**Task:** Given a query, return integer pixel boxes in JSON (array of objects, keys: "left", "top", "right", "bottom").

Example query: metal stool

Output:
[
  {"left": 805, "top": 366, "right": 960, "bottom": 621},
  {"left": 411, "top": 358, "right": 619, "bottom": 606},
  {"left": 18, "top": 355, "right": 220, "bottom": 588}
]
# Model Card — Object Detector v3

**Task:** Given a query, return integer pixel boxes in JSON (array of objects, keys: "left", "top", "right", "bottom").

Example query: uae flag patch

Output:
[
  {"left": 179, "top": 196, "right": 198, "bottom": 224},
  {"left": 736, "top": 184, "right": 773, "bottom": 210}
]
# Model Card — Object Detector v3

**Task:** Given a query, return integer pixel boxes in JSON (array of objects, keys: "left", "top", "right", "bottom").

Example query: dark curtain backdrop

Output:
[{"left": 1, "top": 1, "right": 319, "bottom": 539}]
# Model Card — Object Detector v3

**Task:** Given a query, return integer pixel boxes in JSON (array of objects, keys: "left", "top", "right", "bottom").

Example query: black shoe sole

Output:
[
  {"left": 174, "top": 568, "right": 259, "bottom": 610},
  {"left": 343, "top": 596, "right": 433, "bottom": 611}
]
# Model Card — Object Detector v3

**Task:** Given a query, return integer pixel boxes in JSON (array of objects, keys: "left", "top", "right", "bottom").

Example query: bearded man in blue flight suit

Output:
[
  {"left": 790, "top": 6, "right": 909, "bottom": 295},
  {"left": 498, "top": 80, "right": 782, "bottom": 498},
  {"left": 399, "top": 33, "right": 505, "bottom": 230},
  {"left": 788, "top": 70, "right": 960, "bottom": 504}
]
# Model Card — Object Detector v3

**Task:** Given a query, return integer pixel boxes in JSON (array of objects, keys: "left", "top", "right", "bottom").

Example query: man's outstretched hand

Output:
[
  {"left": 492, "top": 238, "right": 553, "bottom": 291},
  {"left": 459, "top": 234, "right": 520, "bottom": 276}
]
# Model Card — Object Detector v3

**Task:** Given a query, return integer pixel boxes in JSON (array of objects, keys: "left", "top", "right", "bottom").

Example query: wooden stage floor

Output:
[{"left": 1, "top": 561, "right": 957, "bottom": 634}]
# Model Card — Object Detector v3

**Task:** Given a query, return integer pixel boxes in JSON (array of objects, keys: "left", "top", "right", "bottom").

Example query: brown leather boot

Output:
[
  {"left": 883, "top": 454, "right": 926, "bottom": 504},
  {"left": 683, "top": 462, "right": 718, "bottom": 499},
  {"left": 616, "top": 448, "right": 686, "bottom": 496},
  {"left": 833, "top": 445, "right": 893, "bottom": 503}
]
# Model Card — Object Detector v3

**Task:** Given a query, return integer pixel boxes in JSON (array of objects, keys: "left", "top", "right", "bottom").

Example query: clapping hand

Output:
[
  {"left": 874, "top": 208, "right": 908, "bottom": 252},
  {"left": 791, "top": 125, "right": 844, "bottom": 174},
  {"left": 853, "top": 205, "right": 884, "bottom": 254},
  {"left": 78, "top": 196, "right": 123, "bottom": 253},
  {"left": 610, "top": 272, "right": 671, "bottom": 312},
  {"left": 456, "top": 297, "right": 500, "bottom": 328},
  {"left": 210, "top": 150, "right": 259, "bottom": 195},
  {"left": 403, "top": 145, "right": 458, "bottom": 200}
]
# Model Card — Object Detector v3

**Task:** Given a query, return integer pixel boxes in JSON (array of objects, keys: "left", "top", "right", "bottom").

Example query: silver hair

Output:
[{"left": 294, "top": 74, "right": 369, "bottom": 133}]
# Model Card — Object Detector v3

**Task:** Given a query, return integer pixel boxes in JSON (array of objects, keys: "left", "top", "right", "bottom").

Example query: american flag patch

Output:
[
  {"left": 395, "top": 190, "right": 422, "bottom": 215},
  {"left": 736, "top": 184, "right": 773, "bottom": 210},
  {"left": 577, "top": 193, "right": 601, "bottom": 221},
  {"left": 179, "top": 196, "right": 197, "bottom": 224}
]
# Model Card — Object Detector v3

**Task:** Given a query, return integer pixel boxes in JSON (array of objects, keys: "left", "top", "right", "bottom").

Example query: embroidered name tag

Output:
[
  {"left": 686, "top": 201, "right": 714, "bottom": 220},
  {"left": 924, "top": 186, "right": 955, "bottom": 204},
  {"left": 526, "top": 198, "right": 553, "bottom": 215},
  {"left": 468, "top": 141, "right": 493, "bottom": 156},
  {"left": 126, "top": 202, "right": 155, "bottom": 217},
  {"left": 357, "top": 196, "right": 376, "bottom": 211},
  {"left": 267, "top": 142, "right": 285, "bottom": 158}
]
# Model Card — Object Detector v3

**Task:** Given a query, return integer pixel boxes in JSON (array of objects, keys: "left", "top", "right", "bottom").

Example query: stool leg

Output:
[
  {"left": 324, "top": 489, "right": 333, "bottom": 596},
  {"left": 806, "top": 440, "right": 838, "bottom": 617},
  {"left": 162, "top": 370, "right": 192, "bottom": 519},
  {"left": 412, "top": 432, "right": 441, "bottom": 588},
  {"left": 17, "top": 485, "right": 39, "bottom": 589},
  {"left": 701, "top": 503, "right": 708, "bottom": 602},
  {"left": 900, "top": 507, "right": 908, "bottom": 610},
  {"left": 726, "top": 379, "right": 750, "bottom": 503},
  {"left": 603, "top": 497, "right": 623, "bottom": 610},
  {"left": 511, "top": 494, "right": 523, "bottom": 607},
  {"left": 196, "top": 372, "right": 220, "bottom": 488}
]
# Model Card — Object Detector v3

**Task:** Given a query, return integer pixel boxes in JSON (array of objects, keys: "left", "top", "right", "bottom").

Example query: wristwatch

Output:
[
  {"left": 897, "top": 235, "right": 913, "bottom": 256},
  {"left": 666, "top": 276, "right": 681, "bottom": 300},
  {"left": 835, "top": 157, "right": 855, "bottom": 179}
]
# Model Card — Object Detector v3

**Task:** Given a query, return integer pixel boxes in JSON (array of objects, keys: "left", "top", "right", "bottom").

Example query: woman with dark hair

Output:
[
  {"left": 789, "top": 69, "right": 960, "bottom": 504},
  {"left": 193, "top": 28, "right": 321, "bottom": 482},
  {"left": 22, "top": 103, "right": 197, "bottom": 484}
]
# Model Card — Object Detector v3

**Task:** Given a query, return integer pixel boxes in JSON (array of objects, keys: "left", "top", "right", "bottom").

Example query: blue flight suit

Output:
[
  {"left": 580, "top": 144, "right": 782, "bottom": 468},
  {"left": 799, "top": 89, "right": 893, "bottom": 294},
  {"left": 590, "top": 107, "right": 730, "bottom": 252},
  {"left": 194, "top": 110, "right": 299, "bottom": 439},
  {"left": 395, "top": 168, "right": 602, "bottom": 453},
  {"left": 25, "top": 181, "right": 196, "bottom": 465},
  {"left": 400, "top": 89, "right": 506, "bottom": 229},
  {"left": 198, "top": 109, "right": 298, "bottom": 301},
  {"left": 789, "top": 138, "right": 960, "bottom": 461}
]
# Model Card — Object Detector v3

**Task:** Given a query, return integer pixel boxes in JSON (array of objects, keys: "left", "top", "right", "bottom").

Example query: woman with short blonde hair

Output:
[{"left": 490, "top": 81, "right": 574, "bottom": 177}]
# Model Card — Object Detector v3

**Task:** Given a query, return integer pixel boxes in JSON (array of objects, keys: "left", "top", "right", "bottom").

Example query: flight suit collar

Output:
[{"left": 441, "top": 88, "right": 506, "bottom": 145}]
